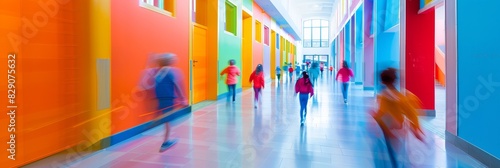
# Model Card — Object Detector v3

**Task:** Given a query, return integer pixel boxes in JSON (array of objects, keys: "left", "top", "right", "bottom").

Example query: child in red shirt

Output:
[
  {"left": 288, "top": 66, "right": 294, "bottom": 81},
  {"left": 249, "top": 64, "right": 265, "bottom": 108}
]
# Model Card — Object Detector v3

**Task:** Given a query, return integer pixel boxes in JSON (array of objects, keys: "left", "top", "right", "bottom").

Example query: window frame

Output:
[
  {"left": 263, "top": 25, "right": 270, "bottom": 45},
  {"left": 303, "top": 19, "right": 329, "bottom": 48},
  {"left": 224, "top": 0, "right": 237, "bottom": 36},
  {"left": 139, "top": 0, "right": 175, "bottom": 17}
]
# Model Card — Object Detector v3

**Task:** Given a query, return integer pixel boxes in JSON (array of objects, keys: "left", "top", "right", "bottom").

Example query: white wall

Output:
[
  {"left": 296, "top": 41, "right": 303, "bottom": 63},
  {"left": 302, "top": 48, "right": 330, "bottom": 55}
]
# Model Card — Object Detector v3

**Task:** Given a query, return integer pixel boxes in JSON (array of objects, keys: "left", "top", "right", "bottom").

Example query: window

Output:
[
  {"left": 255, "top": 21, "right": 262, "bottom": 42},
  {"left": 264, "top": 26, "right": 269, "bottom": 45},
  {"left": 225, "top": 1, "right": 237, "bottom": 35},
  {"left": 303, "top": 19, "right": 329, "bottom": 48},
  {"left": 140, "top": 0, "right": 175, "bottom": 16},
  {"left": 192, "top": 0, "right": 207, "bottom": 25}
]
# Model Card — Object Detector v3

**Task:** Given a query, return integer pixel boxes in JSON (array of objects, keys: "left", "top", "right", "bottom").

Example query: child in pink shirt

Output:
[
  {"left": 336, "top": 61, "right": 354, "bottom": 104},
  {"left": 295, "top": 71, "right": 314, "bottom": 124},
  {"left": 220, "top": 59, "right": 241, "bottom": 102}
]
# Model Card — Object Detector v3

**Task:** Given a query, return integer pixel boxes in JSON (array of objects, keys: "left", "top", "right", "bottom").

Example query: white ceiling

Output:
[{"left": 287, "top": 0, "right": 337, "bottom": 19}]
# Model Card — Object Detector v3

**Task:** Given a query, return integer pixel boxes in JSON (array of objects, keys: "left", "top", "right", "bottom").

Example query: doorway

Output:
[
  {"left": 242, "top": 10, "right": 253, "bottom": 87},
  {"left": 303, "top": 55, "right": 329, "bottom": 66},
  {"left": 191, "top": 0, "right": 217, "bottom": 104}
]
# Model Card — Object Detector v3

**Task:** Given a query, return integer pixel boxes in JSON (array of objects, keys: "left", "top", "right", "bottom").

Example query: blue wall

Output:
[
  {"left": 374, "top": 0, "right": 400, "bottom": 92},
  {"left": 331, "top": 38, "right": 336, "bottom": 68},
  {"left": 457, "top": 0, "right": 500, "bottom": 159},
  {"left": 355, "top": 4, "right": 364, "bottom": 84},
  {"left": 384, "top": 0, "right": 400, "bottom": 31},
  {"left": 345, "top": 20, "right": 352, "bottom": 63}
]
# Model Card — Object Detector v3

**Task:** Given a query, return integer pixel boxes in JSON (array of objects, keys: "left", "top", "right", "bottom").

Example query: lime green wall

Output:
[{"left": 218, "top": 0, "right": 243, "bottom": 96}]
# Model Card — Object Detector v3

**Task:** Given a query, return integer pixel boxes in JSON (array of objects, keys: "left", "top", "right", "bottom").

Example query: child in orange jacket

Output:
[
  {"left": 220, "top": 59, "right": 241, "bottom": 102},
  {"left": 371, "top": 68, "right": 425, "bottom": 167}
]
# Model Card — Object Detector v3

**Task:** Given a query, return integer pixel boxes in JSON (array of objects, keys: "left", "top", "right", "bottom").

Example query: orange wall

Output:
[
  {"left": 110, "top": 0, "right": 189, "bottom": 134},
  {"left": 242, "top": 15, "right": 254, "bottom": 87},
  {"left": 0, "top": 1, "right": 96, "bottom": 167}
]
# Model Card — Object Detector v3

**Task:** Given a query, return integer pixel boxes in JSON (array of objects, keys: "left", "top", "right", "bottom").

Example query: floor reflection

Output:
[{"left": 30, "top": 75, "right": 487, "bottom": 168}]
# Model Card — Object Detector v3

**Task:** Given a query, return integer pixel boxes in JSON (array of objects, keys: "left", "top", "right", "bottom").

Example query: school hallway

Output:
[{"left": 28, "top": 74, "right": 486, "bottom": 168}]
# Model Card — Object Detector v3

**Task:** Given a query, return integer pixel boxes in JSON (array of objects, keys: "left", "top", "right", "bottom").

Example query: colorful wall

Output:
[
  {"left": 456, "top": 0, "right": 500, "bottom": 159},
  {"left": 374, "top": 0, "right": 400, "bottom": 91},
  {"left": 405, "top": 0, "right": 435, "bottom": 111},
  {"left": 219, "top": 0, "right": 244, "bottom": 92},
  {"left": 1, "top": 0, "right": 297, "bottom": 166},
  {"left": 219, "top": 0, "right": 296, "bottom": 92},
  {"left": 252, "top": 3, "right": 264, "bottom": 82},
  {"left": 363, "top": 0, "right": 375, "bottom": 89},
  {"left": 110, "top": 0, "right": 190, "bottom": 137},
  {"left": 354, "top": 5, "right": 364, "bottom": 85},
  {"left": 435, "top": 4, "right": 446, "bottom": 86},
  {"left": 344, "top": 20, "right": 351, "bottom": 63},
  {"left": 0, "top": 1, "right": 110, "bottom": 167}
]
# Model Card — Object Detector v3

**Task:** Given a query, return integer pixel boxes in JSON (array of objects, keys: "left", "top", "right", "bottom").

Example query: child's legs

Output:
[
  {"left": 230, "top": 85, "right": 236, "bottom": 101},
  {"left": 226, "top": 85, "right": 231, "bottom": 101},
  {"left": 299, "top": 94, "right": 309, "bottom": 119},
  {"left": 253, "top": 87, "right": 261, "bottom": 101},
  {"left": 384, "top": 131, "right": 403, "bottom": 168},
  {"left": 341, "top": 83, "right": 348, "bottom": 100},
  {"left": 164, "top": 123, "right": 171, "bottom": 142},
  {"left": 227, "top": 84, "right": 236, "bottom": 101},
  {"left": 158, "top": 99, "right": 174, "bottom": 142}
]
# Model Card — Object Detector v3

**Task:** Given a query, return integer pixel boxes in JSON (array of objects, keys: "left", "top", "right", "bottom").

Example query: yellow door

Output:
[{"left": 193, "top": 24, "right": 207, "bottom": 103}]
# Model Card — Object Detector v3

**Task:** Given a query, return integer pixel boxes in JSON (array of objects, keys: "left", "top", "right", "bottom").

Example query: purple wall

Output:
[
  {"left": 363, "top": 0, "right": 375, "bottom": 89},
  {"left": 263, "top": 45, "right": 271, "bottom": 80}
]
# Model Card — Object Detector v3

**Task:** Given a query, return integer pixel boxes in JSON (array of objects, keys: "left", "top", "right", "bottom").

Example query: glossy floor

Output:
[{"left": 30, "top": 74, "right": 485, "bottom": 168}]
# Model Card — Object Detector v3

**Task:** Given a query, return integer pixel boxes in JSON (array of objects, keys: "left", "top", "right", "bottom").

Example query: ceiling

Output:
[{"left": 287, "top": 0, "right": 336, "bottom": 19}]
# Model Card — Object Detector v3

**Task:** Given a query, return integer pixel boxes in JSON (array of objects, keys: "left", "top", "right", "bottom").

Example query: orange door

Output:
[{"left": 192, "top": 24, "right": 207, "bottom": 103}]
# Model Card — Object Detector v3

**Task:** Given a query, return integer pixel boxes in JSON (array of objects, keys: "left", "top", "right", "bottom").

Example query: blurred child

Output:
[
  {"left": 275, "top": 66, "right": 282, "bottom": 81},
  {"left": 371, "top": 68, "right": 425, "bottom": 167},
  {"left": 295, "top": 64, "right": 301, "bottom": 77},
  {"left": 320, "top": 65, "right": 324, "bottom": 76},
  {"left": 336, "top": 61, "right": 354, "bottom": 104},
  {"left": 220, "top": 59, "right": 241, "bottom": 102},
  {"left": 309, "top": 62, "right": 320, "bottom": 86},
  {"left": 295, "top": 71, "right": 314, "bottom": 124},
  {"left": 288, "top": 65, "right": 294, "bottom": 81},
  {"left": 153, "top": 53, "right": 188, "bottom": 152},
  {"left": 249, "top": 64, "right": 265, "bottom": 108}
]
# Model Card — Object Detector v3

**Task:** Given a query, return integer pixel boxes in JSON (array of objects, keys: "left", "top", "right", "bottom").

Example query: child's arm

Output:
[
  {"left": 294, "top": 82, "right": 299, "bottom": 94},
  {"left": 220, "top": 67, "right": 227, "bottom": 76},
  {"left": 173, "top": 70, "right": 188, "bottom": 105},
  {"left": 249, "top": 72, "right": 254, "bottom": 83},
  {"left": 309, "top": 85, "right": 314, "bottom": 97},
  {"left": 335, "top": 70, "right": 340, "bottom": 80},
  {"left": 261, "top": 75, "right": 265, "bottom": 88},
  {"left": 236, "top": 67, "right": 241, "bottom": 76}
]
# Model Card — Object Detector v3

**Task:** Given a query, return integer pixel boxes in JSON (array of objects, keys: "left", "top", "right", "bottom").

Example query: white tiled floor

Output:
[{"left": 27, "top": 74, "right": 485, "bottom": 168}]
